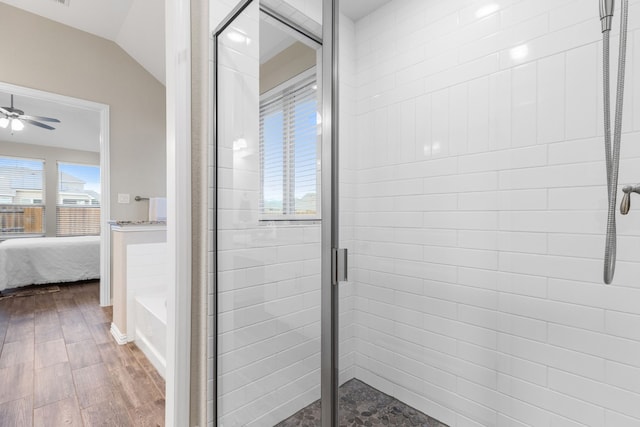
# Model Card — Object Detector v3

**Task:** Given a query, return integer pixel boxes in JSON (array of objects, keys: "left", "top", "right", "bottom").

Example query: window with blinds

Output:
[
  {"left": 260, "top": 74, "right": 320, "bottom": 219},
  {"left": 56, "top": 162, "right": 100, "bottom": 236},
  {"left": 0, "top": 156, "right": 45, "bottom": 236}
]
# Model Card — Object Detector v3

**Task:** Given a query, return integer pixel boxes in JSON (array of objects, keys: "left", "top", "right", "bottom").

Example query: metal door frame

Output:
[
  {"left": 212, "top": 0, "right": 339, "bottom": 425},
  {"left": 320, "top": 0, "right": 339, "bottom": 426}
]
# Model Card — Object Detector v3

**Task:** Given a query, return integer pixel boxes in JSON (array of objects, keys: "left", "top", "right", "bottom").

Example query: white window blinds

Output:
[
  {"left": 0, "top": 156, "right": 45, "bottom": 235},
  {"left": 260, "top": 75, "right": 320, "bottom": 218}
]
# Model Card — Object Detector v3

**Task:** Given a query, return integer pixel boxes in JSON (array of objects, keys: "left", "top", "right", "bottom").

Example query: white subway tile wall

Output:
[{"left": 348, "top": 0, "right": 640, "bottom": 426}]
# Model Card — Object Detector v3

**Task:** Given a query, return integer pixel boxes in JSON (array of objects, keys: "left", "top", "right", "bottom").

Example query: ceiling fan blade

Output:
[
  {"left": 20, "top": 114, "right": 60, "bottom": 123},
  {"left": 21, "top": 119, "right": 55, "bottom": 130},
  {"left": 0, "top": 107, "right": 11, "bottom": 115}
]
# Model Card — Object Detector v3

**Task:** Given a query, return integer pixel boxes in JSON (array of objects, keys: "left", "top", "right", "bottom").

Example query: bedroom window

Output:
[
  {"left": 260, "top": 72, "right": 320, "bottom": 220},
  {"left": 56, "top": 162, "right": 100, "bottom": 237},
  {"left": 0, "top": 156, "right": 45, "bottom": 236}
]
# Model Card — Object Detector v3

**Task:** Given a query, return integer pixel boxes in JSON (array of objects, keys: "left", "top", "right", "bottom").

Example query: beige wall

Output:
[
  {"left": 0, "top": 3, "right": 166, "bottom": 221},
  {"left": 0, "top": 140, "right": 100, "bottom": 237},
  {"left": 260, "top": 41, "right": 316, "bottom": 94}
]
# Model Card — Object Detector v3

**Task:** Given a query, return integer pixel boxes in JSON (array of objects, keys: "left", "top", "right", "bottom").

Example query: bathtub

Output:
[{"left": 134, "top": 294, "right": 166, "bottom": 379}]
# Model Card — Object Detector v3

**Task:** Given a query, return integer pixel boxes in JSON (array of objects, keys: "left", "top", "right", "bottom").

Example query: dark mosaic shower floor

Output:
[{"left": 276, "top": 379, "right": 448, "bottom": 427}]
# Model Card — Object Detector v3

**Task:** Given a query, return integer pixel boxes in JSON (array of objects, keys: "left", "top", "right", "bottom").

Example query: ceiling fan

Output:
[{"left": 0, "top": 95, "right": 61, "bottom": 131}]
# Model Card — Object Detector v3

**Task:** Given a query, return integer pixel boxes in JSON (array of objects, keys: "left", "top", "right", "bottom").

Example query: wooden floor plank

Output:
[
  {"left": 0, "top": 322, "right": 8, "bottom": 354},
  {"left": 81, "top": 394, "right": 133, "bottom": 427},
  {"left": 128, "top": 398, "right": 165, "bottom": 427},
  {"left": 4, "top": 318, "right": 34, "bottom": 343},
  {"left": 88, "top": 322, "right": 111, "bottom": 345},
  {"left": 81, "top": 307, "right": 111, "bottom": 326},
  {"left": 148, "top": 370, "right": 166, "bottom": 398},
  {"left": 107, "top": 357, "right": 163, "bottom": 410},
  {"left": 9, "top": 296, "right": 35, "bottom": 320},
  {"left": 35, "top": 338, "right": 69, "bottom": 369},
  {"left": 34, "top": 362, "right": 76, "bottom": 409},
  {"left": 67, "top": 340, "right": 102, "bottom": 370},
  {"left": 58, "top": 309, "right": 85, "bottom": 326},
  {"left": 126, "top": 343, "right": 165, "bottom": 397},
  {"left": 61, "top": 319, "right": 93, "bottom": 344},
  {"left": 98, "top": 341, "right": 136, "bottom": 366},
  {"left": 33, "top": 396, "right": 83, "bottom": 427},
  {"left": 74, "top": 293, "right": 100, "bottom": 311},
  {"left": 33, "top": 293, "right": 58, "bottom": 312},
  {"left": 0, "top": 395, "right": 33, "bottom": 427},
  {"left": 0, "top": 339, "right": 34, "bottom": 369},
  {"left": 34, "top": 310, "right": 63, "bottom": 344},
  {"left": 72, "top": 363, "right": 112, "bottom": 397},
  {"left": 53, "top": 292, "right": 78, "bottom": 313},
  {"left": 0, "top": 363, "right": 33, "bottom": 405},
  {"left": 76, "top": 384, "right": 118, "bottom": 410},
  {"left": 0, "top": 300, "right": 11, "bottom": 323}
]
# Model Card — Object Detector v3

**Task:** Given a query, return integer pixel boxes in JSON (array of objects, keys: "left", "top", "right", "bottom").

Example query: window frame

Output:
[{"left": 259, "top": 67, "right": 321, "bottom": 221}]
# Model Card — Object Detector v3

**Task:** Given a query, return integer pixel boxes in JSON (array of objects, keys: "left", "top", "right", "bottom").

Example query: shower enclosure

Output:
[{"left": 211, "top": 0, "right": 640, "bottom": 426}]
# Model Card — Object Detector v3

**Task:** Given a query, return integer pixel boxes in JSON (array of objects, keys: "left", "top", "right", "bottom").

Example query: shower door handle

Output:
[{"left": 332, "top": 248, "right": 348, "bottom": 285}]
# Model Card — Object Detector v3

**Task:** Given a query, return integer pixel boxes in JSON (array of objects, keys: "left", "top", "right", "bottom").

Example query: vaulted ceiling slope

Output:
[{"left": 0, "top": 0, "right": 165, "bottom": 85}]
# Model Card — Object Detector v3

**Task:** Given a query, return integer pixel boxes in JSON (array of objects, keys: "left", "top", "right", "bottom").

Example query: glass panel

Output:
[
  {"left": 216, "top": 1, "right": 323, "bottom": 425},
  {"left": 56, "top": 162, "right": 100, "bottom": 236}
]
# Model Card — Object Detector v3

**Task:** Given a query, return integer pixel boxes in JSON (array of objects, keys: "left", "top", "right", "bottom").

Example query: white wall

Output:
[{"left": 349, "top": 0, "right": 640, "bottom": 426}]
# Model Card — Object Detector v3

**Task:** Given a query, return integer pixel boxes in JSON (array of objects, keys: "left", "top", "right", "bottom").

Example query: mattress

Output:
[{"left": 0, "top": 236, "right": 100, "bottom": 291}]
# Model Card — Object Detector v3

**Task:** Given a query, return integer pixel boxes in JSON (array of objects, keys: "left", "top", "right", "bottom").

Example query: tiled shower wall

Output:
[{"left": 350, "top": 0, "right": 640, "bottom": 426}]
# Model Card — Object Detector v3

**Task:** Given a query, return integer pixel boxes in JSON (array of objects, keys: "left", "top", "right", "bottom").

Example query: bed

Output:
[{"left": 0, "top": 236, "right": 100, "bottom": 291}]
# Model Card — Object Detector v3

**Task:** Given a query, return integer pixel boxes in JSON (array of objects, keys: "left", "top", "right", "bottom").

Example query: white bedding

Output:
[{"left": 0, "top": 236, "right": 100, "bottom": 291}]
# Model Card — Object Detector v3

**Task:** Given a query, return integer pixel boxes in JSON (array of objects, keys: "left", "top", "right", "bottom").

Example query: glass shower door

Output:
[{"left": 214, "top": 1, "right": 324, "bottom": 425}]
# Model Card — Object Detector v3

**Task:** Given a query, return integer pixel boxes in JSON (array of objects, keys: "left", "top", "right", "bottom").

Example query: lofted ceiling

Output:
[{"left": 0, "top": 0, "right": 165, "bottom": 84}]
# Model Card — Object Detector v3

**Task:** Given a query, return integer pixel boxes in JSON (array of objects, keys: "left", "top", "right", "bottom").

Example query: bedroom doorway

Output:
[{"left": 0, "top": 82, "right": 110, "bottom": 304}]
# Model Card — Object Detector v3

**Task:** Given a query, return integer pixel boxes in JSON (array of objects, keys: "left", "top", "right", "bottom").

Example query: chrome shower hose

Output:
[{"left": 603, "top": 0, "right": 629, "bottom": 284}]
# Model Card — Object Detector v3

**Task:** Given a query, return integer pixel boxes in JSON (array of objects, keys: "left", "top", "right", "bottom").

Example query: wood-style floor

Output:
[{"left": 0, "top": 280, "right": 165, "bottom": 426}]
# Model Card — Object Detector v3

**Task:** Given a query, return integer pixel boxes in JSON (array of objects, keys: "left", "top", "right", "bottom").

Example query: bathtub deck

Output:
[{"left": 0, "top": 280, "right": 165, "bottom": 426}]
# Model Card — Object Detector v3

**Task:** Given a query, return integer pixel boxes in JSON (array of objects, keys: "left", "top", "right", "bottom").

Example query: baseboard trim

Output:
[{"left": 110, "top": 322, "right": 128, "bottom": 345}]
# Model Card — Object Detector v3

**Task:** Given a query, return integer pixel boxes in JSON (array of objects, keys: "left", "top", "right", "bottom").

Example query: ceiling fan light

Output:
[
  {"left": 11, "top": 118, "right": 24, "bottom": 131},
  {"left": 0, "top": 117, "right": 8, "bottom": 129}
]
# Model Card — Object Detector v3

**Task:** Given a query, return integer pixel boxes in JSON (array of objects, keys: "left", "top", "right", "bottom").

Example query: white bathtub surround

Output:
[
  {"left": 126, "top": 242, "right": 169, "bottom": 339},
  {"left": 126, "top": 242, "right": 169, "bottom": 379},
  {"left": 110, "top": 222, "right": 167, "bottom": 343},
  {"left": 346, "top": 0, "right": 640, "bottom": 426},
  {"left": 135, "top": 294, "right": 168, "bottom": 378}
]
